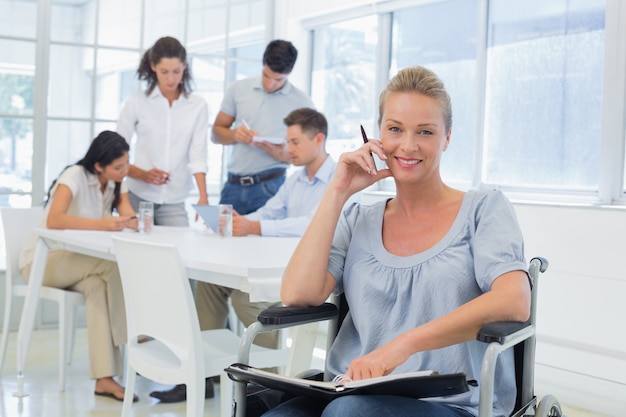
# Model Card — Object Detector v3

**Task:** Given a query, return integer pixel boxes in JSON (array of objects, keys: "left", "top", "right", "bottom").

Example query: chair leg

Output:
[
  {"left": 187, "top": 376, "right": 205, "bottom": 417},
  {"left": 121, "top": 367, "right": 136, "bottom": 417},
  {"left": 0, "top": 290, "right": 13, "bottom": 375},
  {"left": 221, "top": 372, "right": 234, "bottom": 417},
  {"left": 58, "top": 299, "right": 69, "bottom": 391},
  {"left": 66, "top": 304, "right": 76, "bottom": 365}
]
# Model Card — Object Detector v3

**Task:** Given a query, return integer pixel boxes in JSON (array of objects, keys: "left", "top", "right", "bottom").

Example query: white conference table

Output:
[{"left": 15, "top": 226, "right": 301, "bottom": 395}]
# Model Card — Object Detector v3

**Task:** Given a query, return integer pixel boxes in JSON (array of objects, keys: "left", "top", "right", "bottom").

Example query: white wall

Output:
[{"left": 515, "top": 203, "right": 626, "bottom": 416}]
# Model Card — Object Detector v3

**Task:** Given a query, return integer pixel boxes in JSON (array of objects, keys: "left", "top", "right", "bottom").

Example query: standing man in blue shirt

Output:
[
  {"left": 149, "top": 108, "right": 334, "bottom": 403},
  {"left": 211, "top": 39, "right": 315, "bottom": 215}
]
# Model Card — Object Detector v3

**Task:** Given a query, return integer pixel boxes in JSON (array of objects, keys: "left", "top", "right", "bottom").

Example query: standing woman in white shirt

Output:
[
  {"left": 19, "top": 131, "right": 138, "bottom": 402},
  {"left": 117, "top": 36, "right": 209, "bottom": 225}
]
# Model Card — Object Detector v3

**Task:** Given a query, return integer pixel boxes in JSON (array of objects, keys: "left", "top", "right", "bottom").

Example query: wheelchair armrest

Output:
[
  {"left": 257, "top": 303, "right": 339, "bottom": 326},
  {"left": 476, "top": 320, "right": 531, "bottom": 344}
]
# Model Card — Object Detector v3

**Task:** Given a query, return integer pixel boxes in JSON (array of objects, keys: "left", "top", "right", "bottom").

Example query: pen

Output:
[
  {"left": 360, "top": 124, "right": 376, "bottom": 166},
  {"left": 242, "top": 119, "right": 251, "bottom": 130}
]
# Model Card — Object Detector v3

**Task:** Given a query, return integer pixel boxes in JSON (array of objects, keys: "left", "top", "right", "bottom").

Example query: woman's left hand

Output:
[{"left": 101, "top": 215, "right": 133, "bottom": 231}]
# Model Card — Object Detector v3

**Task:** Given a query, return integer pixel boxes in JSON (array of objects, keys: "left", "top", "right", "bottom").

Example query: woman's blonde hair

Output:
[{"left": 378, "top": 66, "right": 452, "bottom": 132}]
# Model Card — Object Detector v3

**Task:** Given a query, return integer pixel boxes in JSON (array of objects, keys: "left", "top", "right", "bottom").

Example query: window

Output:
[
  {"left": 0, "top": 0, "right": 270, "bottom": 210},
  {"left": 310, "top": 0, "right": 612, "bottom": 203},
  {"left": 311, "top": 15, "right": 379, "bottom": 162},
  {"left": 484, "top": 0, "right": 605, "bottom": 192},
  {"left": 0, "top": 37, "right": 35, "bottom": 208},
  {"left": 391, "top": 0, "right": 479, "bottom": 187}
]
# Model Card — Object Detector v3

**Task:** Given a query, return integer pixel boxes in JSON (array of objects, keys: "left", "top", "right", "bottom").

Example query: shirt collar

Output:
[
  {"left": 298, "top": 155, "right": 335, "bottom": 184},
  {"left": 86, "top": 169, "right": 116, "bottom": 193},
  {"left": 147, "top": 87, "right": 188, "bottom": 103},
  {"left": 252, "top": 77, "right": 293, "bottom": 96}
]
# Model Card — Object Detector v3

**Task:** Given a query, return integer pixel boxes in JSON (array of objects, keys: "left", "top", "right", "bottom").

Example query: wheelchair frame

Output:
[{"left": 230, "top": 257, "right": 562, "bottom": 417}]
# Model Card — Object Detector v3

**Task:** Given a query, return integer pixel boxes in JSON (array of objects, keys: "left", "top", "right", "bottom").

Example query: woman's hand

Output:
[
  {"left": 331, "top": 139, "right": 391, "bottom": 197},
  {"left": 142, "top": 168, "right": 170, "bottom": 185},
  {"left": 345, "top": 337, "right": 411, "bottom": 381},
  {"left": 100, "top": 216, "right": 132, "bottom": 231}
]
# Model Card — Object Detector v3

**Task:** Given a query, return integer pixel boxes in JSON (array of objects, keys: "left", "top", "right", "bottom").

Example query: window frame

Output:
[{"left": 303, "top": 0, "right": 626, "bottom": 207}]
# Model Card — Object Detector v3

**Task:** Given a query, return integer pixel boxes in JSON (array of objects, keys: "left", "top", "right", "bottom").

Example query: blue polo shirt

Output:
[{"left": 219, "top": 77, "right": 315, "bottom": 175}]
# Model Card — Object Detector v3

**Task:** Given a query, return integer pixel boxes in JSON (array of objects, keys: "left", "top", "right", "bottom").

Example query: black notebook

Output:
[{"left": 225, "top": 363, "right": 469, "bottom": 400}]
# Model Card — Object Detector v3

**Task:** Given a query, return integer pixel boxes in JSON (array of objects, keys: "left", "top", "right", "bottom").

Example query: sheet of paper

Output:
[{"left": 253, "top": 136, "right": 285, "bottom": 145}]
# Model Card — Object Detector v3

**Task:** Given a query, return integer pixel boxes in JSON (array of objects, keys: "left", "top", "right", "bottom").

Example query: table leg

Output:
[{"left": 13, "top": 237, "right": 48, "bottom": 397}]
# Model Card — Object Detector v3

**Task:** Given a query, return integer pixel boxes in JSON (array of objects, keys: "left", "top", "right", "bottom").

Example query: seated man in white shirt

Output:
[{"left": 150, "top": 107, "right": 335, "bottom": 403}]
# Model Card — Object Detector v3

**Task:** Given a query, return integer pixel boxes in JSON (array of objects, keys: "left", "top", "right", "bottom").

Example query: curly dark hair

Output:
[{"left": 137, "top": 36, "right": 193, "bottom": 97}]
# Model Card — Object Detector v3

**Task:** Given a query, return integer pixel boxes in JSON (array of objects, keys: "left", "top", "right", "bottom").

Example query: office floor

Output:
[{"left": 0, "top": 328, "right": 608, "bottom": 417}]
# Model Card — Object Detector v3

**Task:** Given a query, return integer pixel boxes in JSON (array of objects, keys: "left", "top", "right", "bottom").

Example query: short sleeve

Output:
[
  {"left": 56, "top": 165, "right": 83, "bottom": 197},
  {"left": 472, "top": 190, "right": 527, "bottom": 291},
  {"left": 220, "top": 82, "right": 237, "bottom": 117},
  {"left": 328, "top": 202, "right": 361, "bottom": 293}
]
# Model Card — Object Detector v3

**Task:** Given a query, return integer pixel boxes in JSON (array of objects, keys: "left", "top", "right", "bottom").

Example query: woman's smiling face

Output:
[{"left": 379, "top": 91, "right": 450, "bottom": 184}]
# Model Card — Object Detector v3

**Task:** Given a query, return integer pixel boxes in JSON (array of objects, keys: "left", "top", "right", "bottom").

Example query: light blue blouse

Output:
[{"left": 326, "top": 189, "right": 528, "bottom": 417}]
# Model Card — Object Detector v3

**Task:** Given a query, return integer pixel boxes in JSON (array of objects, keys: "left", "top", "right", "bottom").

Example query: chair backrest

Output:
[
  {"left": 1, "top": 206, "right": 44, "bottom": 285},
  {"left": 112, "top": 236, "right": 203, "bottom": 365}
]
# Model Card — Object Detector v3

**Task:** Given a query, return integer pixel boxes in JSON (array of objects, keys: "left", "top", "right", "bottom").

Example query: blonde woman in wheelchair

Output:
[{"left": 272, "top": 66, "right": 531, "bottom": 417}]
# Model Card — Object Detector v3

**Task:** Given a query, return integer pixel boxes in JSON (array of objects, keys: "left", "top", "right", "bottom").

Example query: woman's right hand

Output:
[
  {"left": 331, "top": 139, "right": 391, "bottom": 197},
  {"left": 101, "top": 216, "right": 132, "bottom": 231},
  {"left": 142, "top": 168, "right": 170, "bottom": 185}
]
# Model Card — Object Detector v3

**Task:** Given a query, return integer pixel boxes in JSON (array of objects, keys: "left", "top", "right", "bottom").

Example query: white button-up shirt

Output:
[{"left": 117, "top": 88, "right": 209, "bottom": 204}]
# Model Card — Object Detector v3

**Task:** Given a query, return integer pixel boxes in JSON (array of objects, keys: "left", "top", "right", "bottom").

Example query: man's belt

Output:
[{"left": 228, "top": 169, "right": 286, "bottom": 186}]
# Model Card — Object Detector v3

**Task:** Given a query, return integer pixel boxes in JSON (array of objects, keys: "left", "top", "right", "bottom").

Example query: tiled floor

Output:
[
  {"left": 0, "top": 328, "right": 608, "bottom": 417},
  {"left": 0, "top": 328, "right": 221, "bottom": 417}
]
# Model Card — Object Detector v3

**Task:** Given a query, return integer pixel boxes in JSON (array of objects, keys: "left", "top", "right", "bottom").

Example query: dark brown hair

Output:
[
  {"left": 46, "top": 131, "right": 129, "bottom": 212},
  {"left": 284, "top": 107, "right": 328, "bottom": 139},
  {"left": 137, "top": 36, "right": 193, "bottom": 96},
  {"left": 263, "top": 39, "right": 298, "bottom": 74}
]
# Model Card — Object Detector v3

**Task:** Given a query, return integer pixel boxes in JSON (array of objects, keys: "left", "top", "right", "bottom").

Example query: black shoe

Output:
[{"left": 149, "top": 379, "right": 214, "bottom": 403}]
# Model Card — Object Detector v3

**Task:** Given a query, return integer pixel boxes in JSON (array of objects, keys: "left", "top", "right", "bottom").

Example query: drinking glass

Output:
[
  {"left": 138, "top": 201, "right": 154, "bottom": 234},
  {"left": 218, "top": 204, "right": 233, "bottom": 237}
]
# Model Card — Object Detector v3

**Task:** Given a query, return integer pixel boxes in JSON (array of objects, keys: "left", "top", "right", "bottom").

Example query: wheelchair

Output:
[{"left": 228, "top": 257, "right": 563, "bottom": 417}]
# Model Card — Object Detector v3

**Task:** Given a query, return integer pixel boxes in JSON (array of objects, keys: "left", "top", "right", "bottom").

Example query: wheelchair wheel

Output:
[{"left": 536, "top": 395, "right": 563, "bottom": 417}]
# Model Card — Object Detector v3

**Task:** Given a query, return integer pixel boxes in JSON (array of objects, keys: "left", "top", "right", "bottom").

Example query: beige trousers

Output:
[
  {"left": 194, "top": 282, "right": 280, "bottom": 349},
  {"left": 22, "top": 250, "right": 127, "bottom": 379}
]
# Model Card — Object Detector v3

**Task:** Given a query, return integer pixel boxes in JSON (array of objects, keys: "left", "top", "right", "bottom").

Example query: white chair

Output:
[
  {"left": 0, "top": 207, "right": 86, "bottom": 391},
  {"left": 112, "top": 236, "right": 288, "bottom": 417}
]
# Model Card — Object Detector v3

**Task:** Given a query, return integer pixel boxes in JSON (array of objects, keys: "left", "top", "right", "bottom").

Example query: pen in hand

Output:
[{"left": 360, "top": 124, "right": 377, "bottom": 173}]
